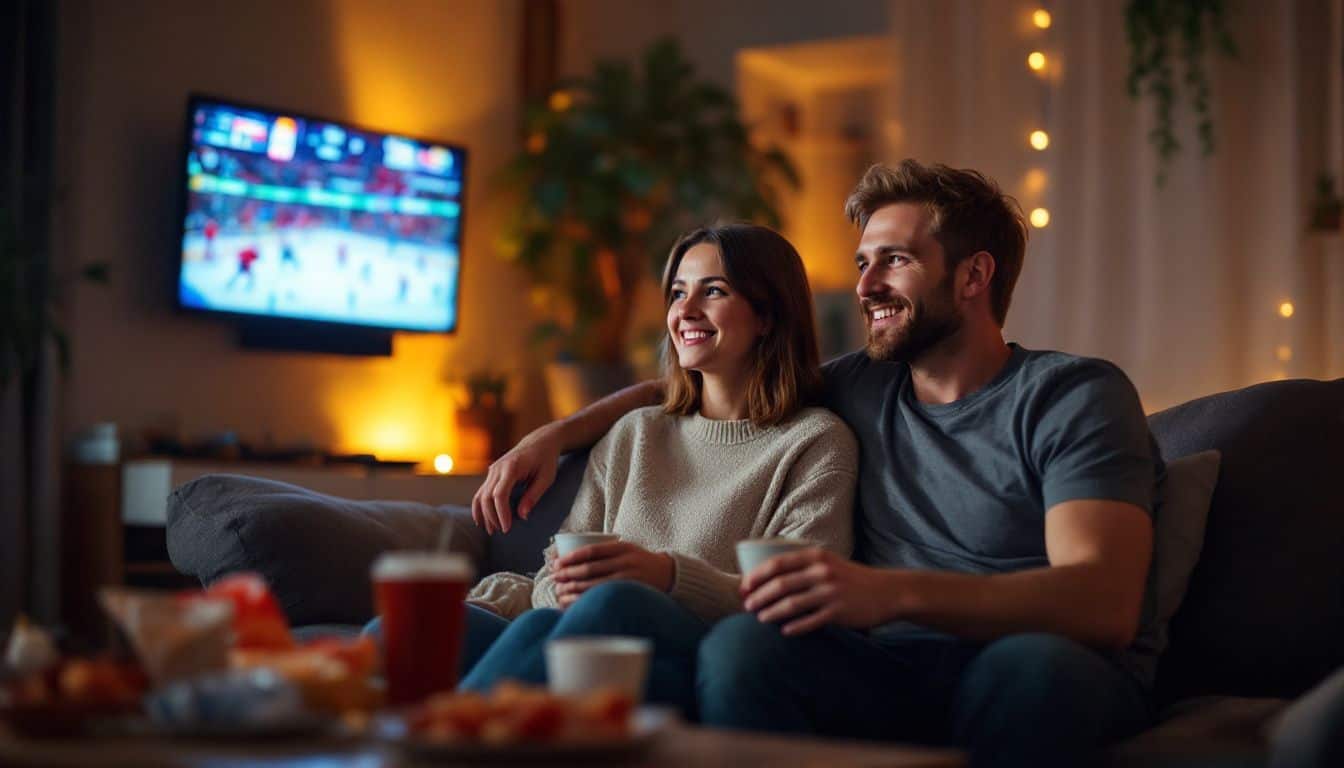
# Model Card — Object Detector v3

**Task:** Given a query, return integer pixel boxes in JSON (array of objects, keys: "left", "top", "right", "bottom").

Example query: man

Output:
[{"left": 473, "top": 160, "right": 1161, "bottom": 766}]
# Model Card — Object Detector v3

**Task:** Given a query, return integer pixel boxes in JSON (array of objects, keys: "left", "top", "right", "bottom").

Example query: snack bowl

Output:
[
  {"left": 376, "top": 683, "right": 674, "bottom": 762},
  {"left": 1, "top": 659, "right": 146, "bottom": 739}
]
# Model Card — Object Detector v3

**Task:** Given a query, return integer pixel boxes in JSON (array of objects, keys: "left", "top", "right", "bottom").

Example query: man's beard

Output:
[{"left": 863, "top": 278, "right": 962, "bottom": 363}]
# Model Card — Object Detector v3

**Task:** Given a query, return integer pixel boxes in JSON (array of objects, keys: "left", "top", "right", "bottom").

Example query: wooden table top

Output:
[{"left": 0, "top": 721, "right": 964, "bottom": 767}]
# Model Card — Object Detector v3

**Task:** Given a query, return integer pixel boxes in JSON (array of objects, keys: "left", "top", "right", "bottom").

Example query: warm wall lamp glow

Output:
[
  {"left": 1029, "top": 208, "right": 1051, "bottom": 228},
  {"left": 1030, "top": 130, "right": 1050, "bottom": 150},
  {"left": 1033, "top": 9, "right": 1052, "bottom": 29},
  {"left": 1278, "top": 301, "right": 1295, "bottom": 318},
  {"left": 1028, "top": 51, "right": 1047, "bottom": 71},
  {"left": 548, "top": 90, "right": 573, "bottom": 112},
  {"left": 433, "top": 454, "right": 455, "bottom": 474}
]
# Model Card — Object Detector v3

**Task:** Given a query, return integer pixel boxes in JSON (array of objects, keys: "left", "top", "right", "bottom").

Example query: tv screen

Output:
[{"left": 176, "top": 95, "right": 466, "bottom": 333}]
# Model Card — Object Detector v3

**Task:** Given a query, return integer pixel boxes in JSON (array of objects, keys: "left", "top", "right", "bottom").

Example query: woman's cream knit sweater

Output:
[{"left": 468, "top": 405, "right": 858, "bottom": 622}]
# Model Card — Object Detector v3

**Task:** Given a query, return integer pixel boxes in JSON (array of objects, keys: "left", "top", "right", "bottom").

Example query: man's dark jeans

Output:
[{"left": 697, "top": 614, "right": 1152, "bottom": 767}]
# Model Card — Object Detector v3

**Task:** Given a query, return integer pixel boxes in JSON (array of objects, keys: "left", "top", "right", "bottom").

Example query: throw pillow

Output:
[{"left": 1149, "top": 449, "right": 1222, "bottom": 653}]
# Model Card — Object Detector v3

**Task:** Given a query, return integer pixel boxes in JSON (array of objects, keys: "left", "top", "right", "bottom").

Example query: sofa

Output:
[{"left": 166, "top": 376, "right": 1344, "bottom": 765}]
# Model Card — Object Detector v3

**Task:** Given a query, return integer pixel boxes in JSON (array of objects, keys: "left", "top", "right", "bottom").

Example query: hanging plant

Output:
[{"left": 1125, "top": 0, "right": 1237, "bottom": 185}]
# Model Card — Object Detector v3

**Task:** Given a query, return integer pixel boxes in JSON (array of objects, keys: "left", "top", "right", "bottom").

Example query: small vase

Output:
[{"left": 455, "top": 406, "right": 515, "bottom": 466}]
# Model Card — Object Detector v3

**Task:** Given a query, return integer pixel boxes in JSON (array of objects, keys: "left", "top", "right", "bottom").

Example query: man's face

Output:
[{"left": 854, "top": 203, "right": 962, "bottom": 363}]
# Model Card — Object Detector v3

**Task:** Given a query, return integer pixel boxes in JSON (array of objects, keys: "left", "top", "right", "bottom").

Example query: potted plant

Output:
[
  {"left": 495, "top": 37, "right": 798, "bottom": 415},
  {"left": 452, "top": 370, "right": 514, "bottom": 470},
  {"left": 1, "top": 203, "right": 107, "bottom": 396},
  {"left": 1309, "top": 173, "right": 1343, "bottom": 232}
]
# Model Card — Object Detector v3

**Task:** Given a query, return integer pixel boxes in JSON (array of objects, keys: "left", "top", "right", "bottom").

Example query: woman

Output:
[{"left": 386, "top": 224, "right": 857, "bottom": 716}]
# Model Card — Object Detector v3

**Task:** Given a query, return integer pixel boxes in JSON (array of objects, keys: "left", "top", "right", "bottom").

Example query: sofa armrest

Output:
[{"left": 166, "top": 473, "right": 486, "bottom": 626}]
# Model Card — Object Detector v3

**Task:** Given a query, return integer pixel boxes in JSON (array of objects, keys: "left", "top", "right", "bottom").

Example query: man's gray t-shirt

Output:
[{"left": 821, "top": 343, "right": 1164, "bottom": 689}]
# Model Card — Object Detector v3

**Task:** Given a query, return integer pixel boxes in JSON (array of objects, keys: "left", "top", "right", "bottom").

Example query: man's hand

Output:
[
  {"left": 551, "top": 542, "right": 674, "bottom": 608},
  {"left": 741, "top": 548, "right": 894, "bottom": 636},
  {"left": 471, "top": 425, "right": 562, "bottom": 535}
]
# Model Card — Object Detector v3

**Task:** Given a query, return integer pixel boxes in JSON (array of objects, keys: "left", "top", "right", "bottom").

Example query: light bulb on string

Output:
[
  {"left": 1028, "top": 51, "right": 1047, "bottom": 72},
  {"left": 1030, "top": 208, "right": 1050, "bottom": 228},
  {"left": 1033, "top": 9, "right": 1052, "bottom": 29},
  {"left": 1030, "top": 130, "right": 1050, "bottom": 150}
]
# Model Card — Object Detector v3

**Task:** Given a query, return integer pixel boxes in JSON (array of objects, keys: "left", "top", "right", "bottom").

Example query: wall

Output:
[
  {"left": 559, "top": 0, "right": 889, "bottom": 88},
  {"left": 884, "top": 0, "right": 1340, "bottom": 411},
  {"left": 55, "top": 0, "right": 540, "bottom": 463}
]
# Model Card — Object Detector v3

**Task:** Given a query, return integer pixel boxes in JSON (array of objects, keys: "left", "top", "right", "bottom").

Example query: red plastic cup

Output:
[{"left": 372, "top": 551, "right": 474, "bottom": 706}]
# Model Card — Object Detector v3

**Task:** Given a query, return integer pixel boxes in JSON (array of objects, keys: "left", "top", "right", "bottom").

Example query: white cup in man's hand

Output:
[
  {"left": 552, "top": 532, "right": 621, "bottom": 558},
  {"left": 735, "top": 538, "right": 813, "bottom": 575}
]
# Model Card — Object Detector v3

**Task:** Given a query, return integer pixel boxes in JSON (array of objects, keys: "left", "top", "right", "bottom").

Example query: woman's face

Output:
[{"left": 666, "top": 243, "right": 765, "bottom": 378}]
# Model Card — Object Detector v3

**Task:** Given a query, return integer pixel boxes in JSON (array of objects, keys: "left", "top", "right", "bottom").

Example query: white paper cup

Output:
[
  {"left": 552, "top": 532, "right": 621, "bottom": 558},
  {"left": 545, "top": 636, "right": 651, "bottom": 701},
  {"left": 735, "top": 538, "right": 813, "bottom": 575}
]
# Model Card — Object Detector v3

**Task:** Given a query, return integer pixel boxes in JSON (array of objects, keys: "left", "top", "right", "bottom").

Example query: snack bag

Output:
[{"left": 99, "top": 589, "right": 233, "bottom": 685}]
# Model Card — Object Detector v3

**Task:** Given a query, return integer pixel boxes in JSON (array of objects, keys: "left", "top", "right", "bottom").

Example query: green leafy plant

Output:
[
  {"left": 496, "top": 37, "right": 799, "bottom": 364},
  {"left": 1125, "top": 0, "right": 1237, "bottom": 185},
  {"left": 0, "top": 204, "right": 108, "bottom": 394}
]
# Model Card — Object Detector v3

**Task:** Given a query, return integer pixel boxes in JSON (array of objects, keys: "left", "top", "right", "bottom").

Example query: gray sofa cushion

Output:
[
  {"left": 1148, "top": 378, "right": 1344, "bottom": 703},
  {"left": 1268, "top": 663, "right": 1344, "bottom": 767},
  {"left": 166, "top": 473, "right": 486, "bottom": 626}
]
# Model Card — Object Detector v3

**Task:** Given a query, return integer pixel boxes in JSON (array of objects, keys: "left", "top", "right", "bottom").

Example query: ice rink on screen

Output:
[{"left": 180, "top": 228, "right": 458, "bottom": 331}]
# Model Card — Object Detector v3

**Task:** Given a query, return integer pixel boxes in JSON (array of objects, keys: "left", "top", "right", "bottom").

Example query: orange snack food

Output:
[
  {"left": 407, "top": 683, "right": 634, "bottom": 746},
  {"left": 2, "top": 658, "right": 148, "bottom": 738},
  {"left": 229, "top": 635, "right": 382, "bottom": 714}
]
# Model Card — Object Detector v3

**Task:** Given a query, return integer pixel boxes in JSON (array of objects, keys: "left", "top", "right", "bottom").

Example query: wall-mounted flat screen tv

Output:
[{"left": 176, "top": 94, "right": 466, "bottom": 333}]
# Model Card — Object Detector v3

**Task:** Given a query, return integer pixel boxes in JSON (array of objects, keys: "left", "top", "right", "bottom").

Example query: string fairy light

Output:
[{"left": 1025, "top": 6, "right": 1054, "bottom": 229}]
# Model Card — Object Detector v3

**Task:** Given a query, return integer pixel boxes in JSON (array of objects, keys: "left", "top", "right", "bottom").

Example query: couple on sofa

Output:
[{"left": 427, "top": 160, "right": 1160, "bottom": 767}]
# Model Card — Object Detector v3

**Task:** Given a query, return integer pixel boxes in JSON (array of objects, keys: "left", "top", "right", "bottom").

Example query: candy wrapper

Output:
[
  {"left": 197, "top": 572, "right": 295, "bottom": 650},
  {"left": 99, "top": 588, "right": 233, "bottom": 685}
]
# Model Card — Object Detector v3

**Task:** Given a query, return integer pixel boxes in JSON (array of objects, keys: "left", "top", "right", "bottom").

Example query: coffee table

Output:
[{"left": 0, "top": 721, "right": 964, "bottom": 766}]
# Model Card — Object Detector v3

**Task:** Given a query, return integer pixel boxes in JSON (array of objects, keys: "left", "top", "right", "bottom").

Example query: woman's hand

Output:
[
  {"left": 471, "top": 424, "right": 563, "bottom": 535},
  {"left": 551, "top": 542, "right": 675, "bottom": 608}
]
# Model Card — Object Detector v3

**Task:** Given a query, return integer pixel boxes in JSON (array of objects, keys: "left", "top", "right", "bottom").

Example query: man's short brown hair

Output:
[{"left": 844, "top": 160, "right": 1028, "bottom": 326}]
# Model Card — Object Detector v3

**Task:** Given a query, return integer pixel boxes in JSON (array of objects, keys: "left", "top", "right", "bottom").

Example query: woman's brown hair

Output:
[{"left": 661, "top": 224, "right": 821, "bottom": 427}]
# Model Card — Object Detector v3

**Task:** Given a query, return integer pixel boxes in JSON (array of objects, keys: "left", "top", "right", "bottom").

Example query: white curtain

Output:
[{"left": 884, "top": 0, "right": 1342, "bottom": 411}]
